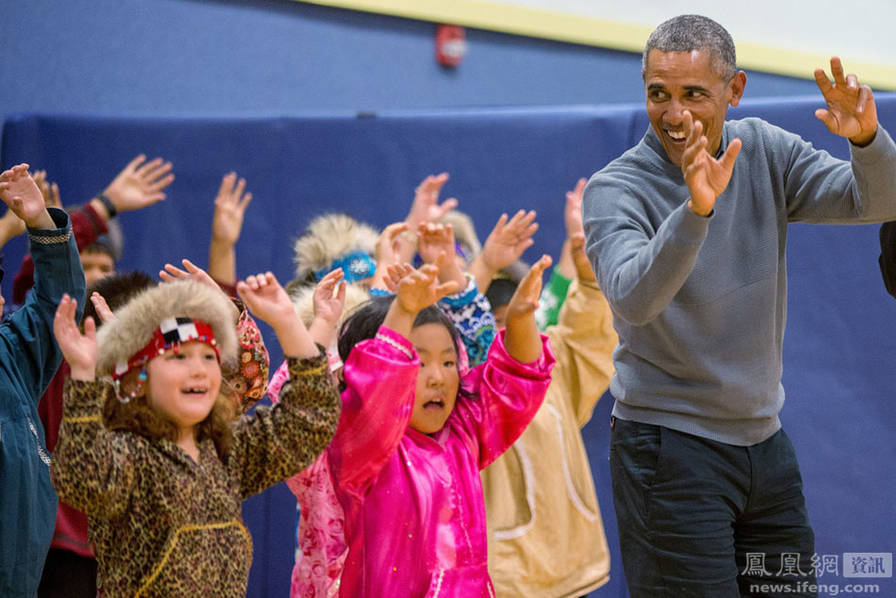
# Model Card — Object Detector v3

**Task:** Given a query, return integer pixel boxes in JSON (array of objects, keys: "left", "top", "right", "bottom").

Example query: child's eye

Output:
[
  {"left": 204, "top": 353, "right": 217, "bottom": 361},
  {"left": 443, "top": 360, "right": 456, "bottom": 368}
]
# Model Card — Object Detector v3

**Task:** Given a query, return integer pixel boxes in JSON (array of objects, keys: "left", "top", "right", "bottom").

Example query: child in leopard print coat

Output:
[{"left": 50, "top": 275, "right": 340, "bottom": 597}]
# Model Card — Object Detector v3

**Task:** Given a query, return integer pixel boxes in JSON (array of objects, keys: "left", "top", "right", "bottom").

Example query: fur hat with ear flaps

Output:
[
  {"left": 96, "top": 280, "right": 239, "bottom": 378},
  {"left": 293, "top": 213, "right": 379, "bottom": 284}
]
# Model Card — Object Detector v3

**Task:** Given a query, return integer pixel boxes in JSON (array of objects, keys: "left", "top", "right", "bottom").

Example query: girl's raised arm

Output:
[{"left": 503, "top": 255, "right": 552, "bottom": 364}]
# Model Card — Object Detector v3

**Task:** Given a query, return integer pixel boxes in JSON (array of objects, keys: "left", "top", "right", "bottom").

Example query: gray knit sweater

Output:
[{"left": 582, "top": 118, "right": 896, "bottom": 445}]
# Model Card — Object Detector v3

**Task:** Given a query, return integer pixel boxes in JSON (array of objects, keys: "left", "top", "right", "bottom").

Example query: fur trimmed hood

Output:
[
  {"left": 96, "top": 280, "right": 238, "bottom": 376},
  {"left": 293, "top": 213, "right": 379, "bottom": 282}
]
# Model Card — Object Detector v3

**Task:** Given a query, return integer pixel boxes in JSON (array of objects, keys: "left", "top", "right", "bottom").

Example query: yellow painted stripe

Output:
[{"left": 296, "top": 0, "right": 896, "bottom": 89}]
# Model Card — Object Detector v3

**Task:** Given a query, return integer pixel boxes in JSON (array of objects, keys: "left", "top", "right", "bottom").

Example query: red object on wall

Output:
[{"left": 435, "top": 24, "right": 466, "bottom": 68}]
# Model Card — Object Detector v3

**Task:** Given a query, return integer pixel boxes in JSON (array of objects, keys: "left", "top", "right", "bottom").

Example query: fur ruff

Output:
[
  {"left": 293, "top": 213, "right": 379, "bottom": 281},
  {"left": 96, "top": 280, "right": 238, "bottom": 376}
]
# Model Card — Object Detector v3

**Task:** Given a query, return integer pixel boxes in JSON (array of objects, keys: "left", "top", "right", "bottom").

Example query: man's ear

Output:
[{"left": 729, "top": 71, "right": 747, "bottom": 107}]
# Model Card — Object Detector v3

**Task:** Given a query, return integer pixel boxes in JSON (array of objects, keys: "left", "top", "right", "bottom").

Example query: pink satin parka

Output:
[{"left": 274, "top": 325, "right": 553, "bottom": 597}]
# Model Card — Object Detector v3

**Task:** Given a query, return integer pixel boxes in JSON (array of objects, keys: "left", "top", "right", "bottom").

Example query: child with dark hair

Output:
[
  {"left": 292, "top": 255, "right": 554, "bottom": 597},
  {"left": 50, "top": 275, "right": 340, "bottom": 597}
]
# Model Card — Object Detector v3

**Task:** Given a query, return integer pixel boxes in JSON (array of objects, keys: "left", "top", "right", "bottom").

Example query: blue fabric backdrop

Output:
[{"left": 2, "top": 95, "right": 894, "bottom": 597}]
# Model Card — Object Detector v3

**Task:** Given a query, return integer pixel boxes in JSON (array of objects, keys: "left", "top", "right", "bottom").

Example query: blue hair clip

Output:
[{"left": 315, "top": 251, "right": 376, "bottom": 283}]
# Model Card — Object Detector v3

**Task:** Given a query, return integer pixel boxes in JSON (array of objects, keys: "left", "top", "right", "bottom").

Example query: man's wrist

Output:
[{"left": 849, "top": 126, "right": 878, "bottom": 148}]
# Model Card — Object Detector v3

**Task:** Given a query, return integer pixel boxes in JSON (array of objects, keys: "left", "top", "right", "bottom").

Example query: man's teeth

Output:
[{"left": 667, "top": 131, "right": 686, "bottom": 140}]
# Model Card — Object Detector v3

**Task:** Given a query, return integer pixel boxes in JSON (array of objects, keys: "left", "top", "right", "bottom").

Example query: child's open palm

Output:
[
  {"left": 0, "top": 164, "right": 52, "bottom": 228},
  {"left": 506, "top": 254, "right": 552, "bottom": 325},
  {"left": 237, "top": 272, "right": 294, "bottom": 328},
  {"left": 416, "top": 222, "right": 455, "bottom": 265},
  {"left": 396, "top": 256, "right": 460, "bottom": 315},
  {"left": 53, "top": 294, "right": 97, "bottom": 380},
  {"left": 313, "top": 268, "right": 347, "bottom": 328}
]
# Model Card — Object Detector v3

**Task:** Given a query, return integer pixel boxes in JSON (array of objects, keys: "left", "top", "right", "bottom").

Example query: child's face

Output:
[
  {"left": 409, "top": 322, "right": 459, "bottom": 435},
  {"left": 145, "top": 341, "right": 222, "bottom": 436},
  {"left": 492, "top": 304, "right": 508, "bottom": 330},
  {"left": 80, "top": 250, "right": 115, "bottom": 287}
]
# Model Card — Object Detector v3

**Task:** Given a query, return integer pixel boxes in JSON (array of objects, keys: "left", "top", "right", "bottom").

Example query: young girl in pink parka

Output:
[{"left": 286, "top": 255, "right": 554, "bottom": 597}]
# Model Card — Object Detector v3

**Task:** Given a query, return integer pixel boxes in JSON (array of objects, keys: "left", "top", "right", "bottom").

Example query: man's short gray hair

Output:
[{"left": 642, "top": 15, "right": 737, "bottom": 81}]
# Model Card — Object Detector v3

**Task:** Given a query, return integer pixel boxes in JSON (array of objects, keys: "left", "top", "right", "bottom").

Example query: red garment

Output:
[
  {"left": 38, "top": 362, "right": 94, "bottom": 557},
  {"left": 13, "top": 202, "right": 107, "bottom": 305}
]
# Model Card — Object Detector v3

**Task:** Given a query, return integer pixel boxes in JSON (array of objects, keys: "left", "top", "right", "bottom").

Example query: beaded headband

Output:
[{"left": 112, "top": 316, "right": 219, "bottom": 381}]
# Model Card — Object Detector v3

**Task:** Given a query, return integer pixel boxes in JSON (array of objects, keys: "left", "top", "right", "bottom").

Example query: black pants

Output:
[
  {"left": 39, "top": 548, "right": 97, "bottom": 598},
  {"left": 610, "top": 418, "right": 816, "bottom": 597}
]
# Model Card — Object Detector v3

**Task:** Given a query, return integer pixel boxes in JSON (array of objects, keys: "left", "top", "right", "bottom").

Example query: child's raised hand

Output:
[
  {"left": 101, "top": 154, "right": 174, "bottom": 215},
  {"left": 162, "top": 258, "right": 240, "bottom": 321},
  {"left": 89, "top": 291, "right": 117, "bottom": 325},
  {"left": 239, "top": 272, "right": 318, "bottom": 358},
  {"left": 564, "top": 178, "right": 587, "bottom": 239},
  {"left": 211, "top": 172, "right": 252, "bottom": 247},
  {"left": 375, "top": 221, "right": 410, "bottom": 265},
  {"left": 313, "top": 268, "right": 347, "bottom": 328},
  {"left": 569, "top": 233, "right": 596, "bottom": 283},
  {"left": 370, "top": 221, "right": 411, "bottom": 292},
  {"left": 406, "top": 172, "right": 457, "bottom": 229},
  {"left": 159, "top": 258, "right": 218, "bottom": 289},
  {"left": 395, "top": 254, "right": 460, "bottom": 315},
  {"left": 383, "top": 262, "right": 413, "bottom": 293},
  {"left": 503, "top": 254, "right": 551, "bottom": 364},
  {"left": 481, "top": 210, "right": 538, "bottom": 271},
  {"left": 54, "top": 294, "right": 97, "bottom": 380},
  {"left": 385, "top": 255, "right": 459, "bottom": 337},
  {"left": 416, "top": 222, "right": 455, "bottom": 264},
  {"left": 417, "top": 222, "right": 466, "bottom": 288},
  {"left": 506, "top": 254, "right": 552, "bottom": 325},
  {"left": 237, "top": 272, "right": 294, "bottom": 326},
  {"left": 0, "top": 164, "right": 54, "bottom": 229}
]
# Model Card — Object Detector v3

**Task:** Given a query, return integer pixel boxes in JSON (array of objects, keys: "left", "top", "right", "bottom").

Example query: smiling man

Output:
[{"left": 582, "top": 14, "right": 896, "bottom": 598}]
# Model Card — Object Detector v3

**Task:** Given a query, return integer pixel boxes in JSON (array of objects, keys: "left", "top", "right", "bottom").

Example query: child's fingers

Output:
[
  {"left": 532, "top": 254, "right": 552, "bottom": 274},
  {"left": 431, "top": 250, "right": 450, "bottom": 273},
  {"left": 181, "top": 258, "right": 201, "bottom": 273},
  {"left": 434, "top": 279, "right": 461, "bottom": 298},
  {"left": 82, "top": 315, "right": 97, "bottom": 340},
  {"left": 161, "top": 263, "right": 188, "bottom": 278},
  {"left": 90, "top": 291, "right": 116, "bottom": 324},
  {"left": 519, "top": 254, "right": 552, "bottom": 294},
  {"left": 491, "top": 213, "right": 509, "bottom": 233},
  {"left": 420, "top": 261, "right": 442, "bottom": 283},
  {"left": 321, "top": 268, "right": 344, "bottom": 286}
]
